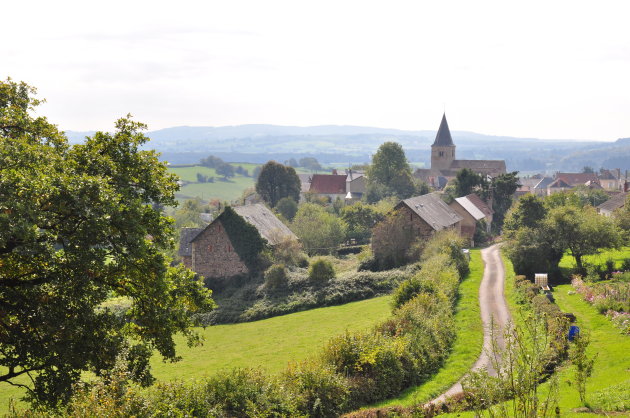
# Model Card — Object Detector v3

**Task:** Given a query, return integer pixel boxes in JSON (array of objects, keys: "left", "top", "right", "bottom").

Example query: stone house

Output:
[
  {"left": 179, "top": 204, "right": 297, "bottom": 278},
  {"left": 394, "top": 193, "right": 462, "bottom": 241},
  {"left": 449, "top": 195, "right": 486, "bottom": 245}
]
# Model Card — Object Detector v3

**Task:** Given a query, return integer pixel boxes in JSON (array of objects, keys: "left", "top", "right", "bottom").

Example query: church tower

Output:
[{"left": 431, "top": 113, "right": 456, "bottom": 171}]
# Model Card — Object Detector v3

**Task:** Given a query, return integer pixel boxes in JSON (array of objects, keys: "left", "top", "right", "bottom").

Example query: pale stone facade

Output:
[
  {"left": 191, "top": 221, "right": 248, "bottom": 278},
  {"left": 448, "top": 200, "right": 477, "bottom": 245}
]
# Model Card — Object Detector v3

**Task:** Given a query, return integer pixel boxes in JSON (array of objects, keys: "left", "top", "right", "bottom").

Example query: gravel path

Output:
[{"left": 429, "top": 243, "right": 511, "bottom": 405}]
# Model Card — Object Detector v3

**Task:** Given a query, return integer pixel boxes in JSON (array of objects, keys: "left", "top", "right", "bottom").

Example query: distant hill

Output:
[{"left": 64, "top": 125, "right": 630, "bottom": 172}]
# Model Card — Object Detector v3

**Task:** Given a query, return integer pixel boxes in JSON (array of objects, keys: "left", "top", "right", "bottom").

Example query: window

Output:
[{"left": 439, "top": 151, "right": 444, "bottom": 157}]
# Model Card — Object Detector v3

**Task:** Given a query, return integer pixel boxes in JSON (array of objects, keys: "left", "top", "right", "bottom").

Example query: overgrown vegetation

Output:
[{"left": 22, "top": 231, "right": 470, "bottom": 416}]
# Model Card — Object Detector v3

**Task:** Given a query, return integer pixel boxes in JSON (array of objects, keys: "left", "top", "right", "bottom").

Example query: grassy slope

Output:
[
  {"left": 150, "top": 295, "right": 391, "bottom": 379},
  {"left": 0, "top": 296, "right": 391, "bottom": 414},
  {"left": 372, "top": 249, "right": 484, "bottom": 407}
]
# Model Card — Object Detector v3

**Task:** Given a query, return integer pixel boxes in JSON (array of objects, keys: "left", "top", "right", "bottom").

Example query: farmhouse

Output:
[
  {"left": 394, "top": 193, "right": 462, "bottom": 239},
  {"left": 179, "top": 203, "right": 297, "bottom": 278},
  {"left": 414, "top": 114, "right": 506, "bottom": 189}
]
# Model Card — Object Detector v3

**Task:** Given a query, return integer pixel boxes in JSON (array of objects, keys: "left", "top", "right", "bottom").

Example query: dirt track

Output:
[{"left": 430, "top": 244, "right": 510, "bottom": 404}]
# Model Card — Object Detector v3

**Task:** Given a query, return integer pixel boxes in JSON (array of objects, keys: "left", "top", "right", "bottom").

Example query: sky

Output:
[{"left": 3, "top": 0, "right": 630, "bottom": 140}]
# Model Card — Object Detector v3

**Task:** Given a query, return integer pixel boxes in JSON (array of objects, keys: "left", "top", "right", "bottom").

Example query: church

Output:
[{"left": 414, "top": 114, "right": 506, "bottom": 189}]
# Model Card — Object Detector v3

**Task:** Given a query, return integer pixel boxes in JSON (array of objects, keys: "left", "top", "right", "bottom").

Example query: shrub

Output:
[
  {"left": 421, "top": 229, "right": 469, "bottom": 278},
  {"left": 271, "top": 235, "right": 304, "bottom": 267},
  {"left": 275, "top": 196, "right": 298, "bottom": 221},
  {"left": 264, "top": 264, "right": 287, "bottom": 289},
  {"left": 284, "top": 361, "right": 350, "bottom": 417},
  {"left": 309, "top": 258, "right": 336, "bottom": 283}
]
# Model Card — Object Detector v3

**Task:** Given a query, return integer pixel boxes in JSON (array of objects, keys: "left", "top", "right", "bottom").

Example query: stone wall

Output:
[
  {"left": 399, "top": 205, "right": 462, "bottom": 243},
  {"left": 191, "top": 221, "right": 249, "bottom": 278},
  {"left": 181, "top": 255, "right": 192, "bottom": 269}
]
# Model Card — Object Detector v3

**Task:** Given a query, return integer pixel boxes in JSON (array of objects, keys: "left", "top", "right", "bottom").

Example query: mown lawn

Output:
[
  {"left": 0, "top": 296, "right": 391, "bottom": 414},
  {"left": 371, "top": 249, "right": 484, "bottom": 407}
]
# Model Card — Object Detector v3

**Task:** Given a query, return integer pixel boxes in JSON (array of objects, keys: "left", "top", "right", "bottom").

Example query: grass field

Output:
[
  {"left": 372, "top": 249, "right": 484, "bottom": 407},
  {"left": 559, "top": 246, "right": 630, "bottom": 274},
  {"left": 169, "top": 164, "right": 321, "bottom": 203},
  {"left": 0, "top": 296, "right": 391, "bottom": 413}
]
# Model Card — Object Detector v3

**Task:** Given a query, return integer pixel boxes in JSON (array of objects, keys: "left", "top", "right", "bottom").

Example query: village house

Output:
[
  {"left": 179, "top": 203, "right": 297, "bottom": 278},
  {"left": 394, "top": 193, "right": 462, "bottom": 240},
  {"left": 448, "top": 193, "right": 494, "bottom": 244},
  {"left": 414, "top": 114, "right": 507, "bottom": 189},
  {"left": 597, "top": 191, "right": 628, "bottom": 217}
]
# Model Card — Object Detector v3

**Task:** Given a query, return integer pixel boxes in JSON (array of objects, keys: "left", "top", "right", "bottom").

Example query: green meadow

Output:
[
  {"left": 0, "top": 296, "right": 391, "bottom": 413},
  {"left": 559, "top": 246, "right": 630, "bottom": 273},
  {"left": 169, "top": 164, "right": 318, "bottom": 203}
]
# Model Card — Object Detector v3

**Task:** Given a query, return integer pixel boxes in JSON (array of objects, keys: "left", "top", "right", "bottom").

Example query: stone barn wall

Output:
[{"left": 191, "top": 221, "right": 248, "bottom": 278}]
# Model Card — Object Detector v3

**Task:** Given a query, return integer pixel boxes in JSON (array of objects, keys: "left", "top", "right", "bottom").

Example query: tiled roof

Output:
[
  {"left": 397, "top": 193, "right": 462, "bottom": 231},
  {"left": 309, "top": 174, "right": 347, "bottom": 194},
  {"left": 534, "top": 177, "right": 554, "bottom": 189},
  {"left": 178, "top": 227, "right": 204, "bottom": 257},
  {"left": 454, "top": 196, "right": 486, "bottom": 221},
  {"left": 465, "top": 193, "right": 494, "bottom": 216},
  {"left": 548, "top": 178, "right": 572, "bottom": 188},
  {"left": 233, "top": 204, "right": 297, "bottom": 245},
  {"left": 556, "top": 173, "right": 598, "bottom": 185},
  {"left": 597, "top": 192, "right": 628, "bottom": 213},
  {"left": 449, "top": 160, "right": 507, "bottom": 174}
]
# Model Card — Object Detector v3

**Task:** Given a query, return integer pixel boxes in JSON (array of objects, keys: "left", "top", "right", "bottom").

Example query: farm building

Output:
[
  {"left": 179, "top": 204, "right": 297, "bottom": 278},
  {"left": 394, "top": 193, "right": 463, "bottom": 239},
  {"left": 449, "top": 194, "right": 487, "bottom": 245}
]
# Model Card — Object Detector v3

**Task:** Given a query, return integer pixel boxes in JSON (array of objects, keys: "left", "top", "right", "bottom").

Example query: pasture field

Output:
[
  {"left": 151, "top": 295, "right": 392, "bottom": 379},
  {"left": 168, "top": 164, "right": 321, "bottom": 203},
  {"left": 373, "top": 249, "right": 484, "bottom": 407},
  {"left": 0, "top": 296, "right": 391, "bottom": 413}
]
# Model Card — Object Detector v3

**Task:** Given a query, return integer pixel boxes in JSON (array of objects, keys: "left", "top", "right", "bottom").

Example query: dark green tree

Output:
[
  {"left": 275, "top": 196, "right": 298, "bottom": 221},
  {"left": 340, "top": 202, "right": 384, "bottom": 244},
  {"left": 453, "top": 168, "right": 484, "bottom": 197},
  {"left": 298, "top": 157, "right": 322, "bottom": 171},
  {"left": 366, "top": 142, "right": 417, "bottom": 201},
  {"left": 255, "top": 161, "right": 301, "bottom": 207},
  {"left": 0, "top": 80, "right": 215, "bottom": 407},
  {"left": 503, "top": 194, "right": 547, "bottom": 232},
  {"left": 216, "top": 162, "right": 235, "bottom": 179},
  {"left": 200, "top": 154, "right": 225, "bottom": 168},
  {"left": 490, "top": 171, "right": 520, "bottom": 229}
]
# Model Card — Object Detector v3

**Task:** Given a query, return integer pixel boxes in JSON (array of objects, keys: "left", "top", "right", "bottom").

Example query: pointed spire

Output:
[{"left": 432, "top": 113, "right": 454, "bottom": 147}]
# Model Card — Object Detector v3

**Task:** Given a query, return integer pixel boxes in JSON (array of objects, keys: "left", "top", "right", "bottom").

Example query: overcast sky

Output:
[{"left": 3, "top": 0, "right": 629, "bottom": 140}]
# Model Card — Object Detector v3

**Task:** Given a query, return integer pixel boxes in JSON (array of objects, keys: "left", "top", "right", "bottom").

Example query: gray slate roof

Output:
[
  {"left": 449, "top": 159, "right": 507, "bottom": 175},
  {"left": 178, "top": 227, "right": 204, "bottom": 257},
  {"left": 397, "top": 193, "right": 463, "bottom": 231},
  {"left": 597, "top": 192, "right": 628, "bottom": 213},
  {"left": 233, "top": 204, "right": 297, "bottom": 245},
  {"left": 534, "top": 177, "right": 554, "bottom": 190},
  {"left": 432, "top": 113, "right": 455, "bottom": 147}
]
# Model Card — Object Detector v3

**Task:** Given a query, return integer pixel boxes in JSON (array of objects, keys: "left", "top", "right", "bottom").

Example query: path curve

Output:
[{"left": 429, "top": 243, "right": 511, "bottom": 405}]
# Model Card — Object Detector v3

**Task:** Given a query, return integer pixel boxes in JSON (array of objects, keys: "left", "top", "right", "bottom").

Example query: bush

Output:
[
  {"left": 309, "top": 258, "right": 336, "bottom": 283},
  {"left": 275, "top": 197, "right": 298, "bottom": 221},
  {"left": 264, "top": 264, "right": 287, "bottom": 289},
  {"left": 284, "top": 361, "right": 350, "bottom": 417},
  {"left": 421, "top": 229, "right": 469, "bottom": 278}
]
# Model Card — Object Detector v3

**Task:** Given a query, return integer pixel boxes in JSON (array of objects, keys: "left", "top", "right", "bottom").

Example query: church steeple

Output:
[
  {"left": 430, "top": 113, "right": 456, "bottom": 171},
  {"left": 432, "top": 113, "right": 454, "bottom": 146}
]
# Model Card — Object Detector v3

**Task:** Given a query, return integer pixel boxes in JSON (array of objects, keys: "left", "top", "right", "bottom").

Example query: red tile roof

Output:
[
  {"left": 556, "top": 173, "right": 598, "bottom": 186},
  {"left": 309, "top": 174, "right": 347, "bottom": 194},
  {"left": 465, "top": 193, "right": 494, "bottom": 216}
]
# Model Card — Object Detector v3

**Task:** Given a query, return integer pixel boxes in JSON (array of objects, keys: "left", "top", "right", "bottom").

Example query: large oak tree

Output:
[{"left": 0, "top": 80, "right": 214, "bottom": 407}]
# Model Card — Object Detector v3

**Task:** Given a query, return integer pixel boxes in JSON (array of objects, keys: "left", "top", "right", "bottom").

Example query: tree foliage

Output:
[
  {"left": 371, "top": 209, "right": 416, "bottom": 269},
  {"left": 340, "top": 202, "right": 384, "bottom": 244},
  {"left": 255, "top": 161, "right": 301, "bottom": 207},
  {"left": 275, "top": 197, "right": 298, "bottom": 221},
  {"left": 0, "top": 79, "right": 215, "bottom": 407},
  {"left": 291, "top": 203, "right": 346, "bottom": 255},
  {"left": 366, "top": 142, "right": 425, "bottom": 202}
]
